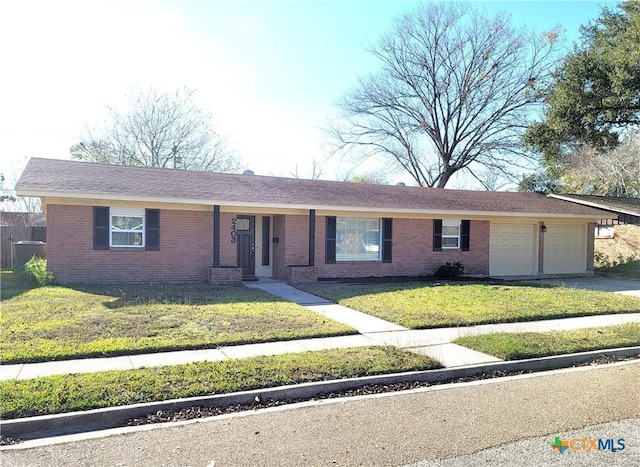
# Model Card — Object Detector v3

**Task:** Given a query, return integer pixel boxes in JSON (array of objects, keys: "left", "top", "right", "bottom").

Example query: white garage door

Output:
[
  {"left": 543, "top": 224, "right": 586, "bottom": 274},
  {"left": 490, "top": 223, "right": 537, "bottom": 276}
]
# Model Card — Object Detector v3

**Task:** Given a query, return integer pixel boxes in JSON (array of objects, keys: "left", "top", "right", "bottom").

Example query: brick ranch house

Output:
[
  {"left": 16, "top": 158, "right": 612, "bottom": 285},
  {"left": 550, "top": 194, "right": 639, "bottom": 266}
]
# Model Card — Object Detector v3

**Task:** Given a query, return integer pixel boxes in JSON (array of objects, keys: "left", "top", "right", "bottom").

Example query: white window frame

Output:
[
  {"left": 336, "top": 217, "right": 381, "bottom": 262},
  {"left": 442, "top": 219, "right": 461, "bottom": 249},
  {"left": 110, "top": 207, "right": 145, "bottom": 248},
  {"left": 595, "top": 224, "right": 614, "bottom": 239}
]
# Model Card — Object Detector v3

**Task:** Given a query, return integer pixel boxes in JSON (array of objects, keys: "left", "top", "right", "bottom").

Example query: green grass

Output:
[
  {"left": 300, "top": 282, "right": 640, "bottom": 329},
  {"left": 0, "top": 346, "right": 441, "bottom": 419},
  {"left": 596, "top": 259, "right": 640, "bottom": 279},
  {"left": 1, "top": 269, "right": 36, "bottom": 299},
  {"left": 1, "top": 277, "right": 355, "bottom": 364},
  {"left": 454, "top": 323, "right": 640, "bottom": 360}
]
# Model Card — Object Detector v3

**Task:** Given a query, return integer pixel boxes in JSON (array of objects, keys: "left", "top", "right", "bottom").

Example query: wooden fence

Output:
[{"left": 1, "top": 226, "right": 46, "bottom": 269}]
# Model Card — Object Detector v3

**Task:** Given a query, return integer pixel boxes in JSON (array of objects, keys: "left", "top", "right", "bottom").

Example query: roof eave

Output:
[
  {"left": 549, "top": 194, "right": 640, "bottom": 217},
  {"left": 20, "top": 189, "right": 610, "bottom": 220}
]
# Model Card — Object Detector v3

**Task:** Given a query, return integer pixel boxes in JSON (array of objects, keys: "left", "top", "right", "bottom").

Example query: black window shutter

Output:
[
  {"left": 93, "top": 206, "right": 109, "bottom": 250},
  {"left": 461, "top": 220, "right": 470, "bottom": 251},
  {"left": 382, "top": 218, "right": 392, "bottom": 263},
  {"left": 262, "top": 216, "right": 270, "bottom": 266},
  {"left": 433, "top": 219, "right": 442, "bottom": 251},
  {"left": 325, "top": 216, "right": 336, "bottom": 263},
  {"left": 145, "top": 209, "right": 160, "bottom": 251}
]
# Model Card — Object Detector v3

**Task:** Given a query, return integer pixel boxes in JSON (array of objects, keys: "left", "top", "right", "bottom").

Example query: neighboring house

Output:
[
  {"left": 16, "top": 158, "right": 612, "bottom": 284},
  {"left": 550, "top": 194, "right": 640, "bottom": 266}
]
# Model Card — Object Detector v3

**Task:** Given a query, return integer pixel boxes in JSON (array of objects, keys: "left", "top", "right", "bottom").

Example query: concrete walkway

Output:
[
  {"left": 2, "top": 278, "right": 639, "bottom": 381},
  {"left": 245, "top": 278, "right": 406, "bottom": 333}
]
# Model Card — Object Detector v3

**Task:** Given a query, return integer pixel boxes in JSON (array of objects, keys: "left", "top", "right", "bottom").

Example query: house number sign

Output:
[{"left": 230, "top": 217, "right": 237, "bottom": 243}]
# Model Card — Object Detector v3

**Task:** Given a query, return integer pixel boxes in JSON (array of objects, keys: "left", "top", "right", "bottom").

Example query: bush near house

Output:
[{"left": 21, "top": 256, "right": 55, "bottom": 286}]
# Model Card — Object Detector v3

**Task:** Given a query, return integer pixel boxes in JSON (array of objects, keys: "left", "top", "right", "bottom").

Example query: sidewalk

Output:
[{"left": 2, "top": 278, "right": 639, "bottom": 381}]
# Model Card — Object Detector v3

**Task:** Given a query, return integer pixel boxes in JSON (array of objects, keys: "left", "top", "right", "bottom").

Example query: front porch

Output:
[{"left": 210, "top": 207, "right": 319, "bottom": 285}]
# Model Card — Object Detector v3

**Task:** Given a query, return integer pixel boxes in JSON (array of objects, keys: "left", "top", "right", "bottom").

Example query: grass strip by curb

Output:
[
  {"left": 454, "top": 323, "right": 640, "bottom": 360},
  {"left": 0, "top": 346, "right": 440, "bottom": 419},
  {"left": 300, "top": 283, "right": 640, "bottom": 329}
]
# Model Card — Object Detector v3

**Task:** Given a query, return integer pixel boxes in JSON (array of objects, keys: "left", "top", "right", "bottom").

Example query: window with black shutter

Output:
[
  {"left": 262, "top": 216, "right": 270, "bottom": 266},
  {"left": 382, "top": 218, "right": 392, "bottom": 262},
  {"left": 461, "top": 220, "right": 470, "bottom": 251},
  {"left": 145, "top": 209, "right": 160, "bottom": 251},
  {"left": 433, "top": 219, "right": 442, "bottom": 251},
  {"left": 93, "top": 206, "right": 110, "bottom": 250}
]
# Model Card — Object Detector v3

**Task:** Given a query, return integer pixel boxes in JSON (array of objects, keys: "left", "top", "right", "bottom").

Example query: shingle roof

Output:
[
  {"left": 16, "top": 158, "right": 610, "bottom": 218},
  {"left": 550, "top": 194, "right": 640, "bottom": 217}
]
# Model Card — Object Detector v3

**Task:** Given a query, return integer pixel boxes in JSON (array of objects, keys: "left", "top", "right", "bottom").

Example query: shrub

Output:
[
  {"left": 595, "top": 252, "right": 638, "bottom": 269},
  {"left": 22, "top": 256, "right": 55, "bottom": 286},
  {"left": 594, "top": 251, "right": 611, "bottom": 268},
  {"left": 434, "top": 261, "right": 464, "bottom": 278}
]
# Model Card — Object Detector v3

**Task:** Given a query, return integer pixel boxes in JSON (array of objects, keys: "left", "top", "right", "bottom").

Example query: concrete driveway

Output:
[{"left": 534, "top": 276, "right": 640, "bottom": 297}]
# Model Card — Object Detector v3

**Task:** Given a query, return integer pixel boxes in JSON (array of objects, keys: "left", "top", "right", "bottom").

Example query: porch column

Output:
[
  {"left": 308, "top": 209, "right": 316, "bottom": 266},
  {"left": 213, "top": 205, "right": 220, "bottom": 267}
]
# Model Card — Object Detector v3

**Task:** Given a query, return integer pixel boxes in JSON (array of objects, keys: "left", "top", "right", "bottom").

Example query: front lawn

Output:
[
  {"left": 454, "top": 323, "right": 640, "bottom": 360},
  {"left": 300, "top": 282, "right": 640, "bottom": 329},
  {"left": 0, "top": 278, "right": 355, "bottom": 364},
  {"left": 0, "top": 346, "right": 441, "bottom": 419}
]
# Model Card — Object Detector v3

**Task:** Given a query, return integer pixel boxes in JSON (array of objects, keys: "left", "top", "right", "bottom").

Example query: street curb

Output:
[{"left": 2, "top": 346, "right": 639, "bottom": 441}]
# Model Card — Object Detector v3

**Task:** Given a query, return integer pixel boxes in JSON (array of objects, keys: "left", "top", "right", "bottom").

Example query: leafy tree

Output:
[
  {"left": 330, "top": 2, "right": 562, "bottom": 188},
  {"left": 524, "top": 1, "right": 640, "bottom": 163},
  {"left": 517, "top": 170, "right": 562, "bottom": 194},
  {"left": 71, "top": 87, "right": 239, "bottom": 172},
  {"left": 350, "top": 173, "right": 388, "bottom": 184}
]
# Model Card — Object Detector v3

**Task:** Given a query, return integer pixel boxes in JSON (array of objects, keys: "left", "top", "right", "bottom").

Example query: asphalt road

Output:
[{"left": 2, "top": 362, "right": 639, "bottom": 466}]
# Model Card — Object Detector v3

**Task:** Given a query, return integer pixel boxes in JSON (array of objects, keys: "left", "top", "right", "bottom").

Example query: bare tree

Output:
[
  {"left": 469, "top": 167, "right": 513, "bottom": 191},
  {"left": 331, "top": 2, "right": 562, "bottom": 188},
  {"left": 560, "top": 130, "right": 640, "bottom": 197},
  {"left": 71, "top": 87, "right": 240, "bottom": 172},
  {"left": 291, "top": 158, "right": 324, "bottom": 180}
]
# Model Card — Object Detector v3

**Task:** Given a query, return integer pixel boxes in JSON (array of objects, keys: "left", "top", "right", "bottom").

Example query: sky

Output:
[{"left": 0, "top": 0, "right": 614, "bottom": 190}]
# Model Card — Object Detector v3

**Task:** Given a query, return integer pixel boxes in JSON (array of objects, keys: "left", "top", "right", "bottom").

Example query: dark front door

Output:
[{"left": 236, "top": 216, "right": 255, "bottom": 278}]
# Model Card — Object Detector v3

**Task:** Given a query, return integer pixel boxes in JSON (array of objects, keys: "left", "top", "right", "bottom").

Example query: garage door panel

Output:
[
  {"left": 543, "top": 224, "right": 586, "bottom": 274},
  {"left": 490, "top": 223, "right": 536, "bottom": 276}
]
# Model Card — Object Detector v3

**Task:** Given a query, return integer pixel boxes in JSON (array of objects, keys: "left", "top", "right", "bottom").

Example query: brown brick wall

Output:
[
  {"left": 47, "top": 205, "right": 500, "bottom": 283},
  {"left": 219, "top": 212, "right": 237, "bottom": 266},
  {"left": 283, "top": 215, "right": 309, "bottom": 266},
  {"left": 310, "top": 216, "right": 489, "bottom": 279},
  {"left": 48, "top": 204, "right": 214, "bottom": 284},
  {"left": 209, "top": 267, "right": 242, "bottom": 284},
  {"left": 595, "top": 224, "right": 640, "bottom": 263}
]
